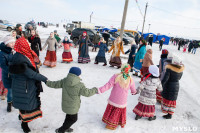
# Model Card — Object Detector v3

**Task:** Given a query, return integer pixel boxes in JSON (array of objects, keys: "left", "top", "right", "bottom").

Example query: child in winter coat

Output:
[
  {"left": 46, "top": 67, "right": 98, "bottom": 133},
  {"left": 157, "top": 49, "right": 168, "bottom": 103},
  {"left": 98, "top": 64, "right": 136, "bottom": 130},
  {"left": 161, "top": 55, "right": 184, "bottom": 119},
  {"left": 133, "top": 65, "right": 162, "bottom": 121},
  {"left": 0, "top": 36, "right": 15, "bottom": 112},
  {"left": 140, "top": 45, "right": 153, "bottom": 81},
  {"left": 0, "top": 67, "right": 8, "bottom": 100},
  {"left": 94, "top": 37, "right": 109, "bottom": 66},
  {"left": 61, "top": 36, "right": 74, "bottom": 63},
  {"left": 183, "top": 44, "right": 187, "bottom": 52},
  {"left": 125, "top": 40, "right": 138, "bottom": 72}
]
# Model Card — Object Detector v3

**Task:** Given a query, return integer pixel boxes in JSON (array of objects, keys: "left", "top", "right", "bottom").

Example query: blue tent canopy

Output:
[
  {"left": 143, "top": 33, "right": 157, "bottom": 42},
  {"left": 156, "top": 35, "right": 170, "bottom": 45},
  {"left": 109, "top": 28, "right": 117, "bottom": 32}
]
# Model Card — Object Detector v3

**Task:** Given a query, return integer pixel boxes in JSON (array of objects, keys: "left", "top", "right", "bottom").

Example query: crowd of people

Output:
[{"left": 0, "top": 23, "right": 186, "bottom": 133}]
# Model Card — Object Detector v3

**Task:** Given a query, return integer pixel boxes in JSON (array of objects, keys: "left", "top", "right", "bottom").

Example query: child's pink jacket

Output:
[
  {"left": 62, "top": 43, "right": 73, "bottom": 52},
  {"left": 98, "top": 74, "right": 136, "bottom": 108}
]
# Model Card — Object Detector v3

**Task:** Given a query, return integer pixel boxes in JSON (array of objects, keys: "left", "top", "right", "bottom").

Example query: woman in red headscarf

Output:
[
  {"left": 9, "top": 37, "right": 48, "bottom": 133},
  {"left": 77, "top": 31, "right": 93, "bottom": 63}
]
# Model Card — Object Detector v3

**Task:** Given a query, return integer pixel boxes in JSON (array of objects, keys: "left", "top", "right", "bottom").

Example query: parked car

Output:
[
  {"left": 25, "top": 21, "right": 37, "bottom": 30},
  {"left": 39, "top": 22, "right": 48, "bottom": 28},
  {"left": 125, "top": 32, "right": 135, "bottom": 38},
  {"left": 0, "top": 20, "right": 15, "bottom": 32},
  {"left": 109, "top": 32, "right": 131, "bottom": 45},
  {"left": 70, "top": 28, "right": 97, "bottom": 45}
]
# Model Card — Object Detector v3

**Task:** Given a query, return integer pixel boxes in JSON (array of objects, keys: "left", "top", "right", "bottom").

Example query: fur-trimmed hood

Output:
[{"left": 165, "top": 64, "right": 184, "bottom": 73}]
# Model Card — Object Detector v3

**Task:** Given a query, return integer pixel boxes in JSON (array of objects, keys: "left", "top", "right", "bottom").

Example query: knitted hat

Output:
[
  {"left": 149, "top": 65, "right": 159, "bottom": 77},
  {"left": 3, "top": 36, "right": 15, "bottom": 45},
  {"left": 83, "top": 31, "right": 87, "bottom": 35},
  {"left": 121, "top": 63, "right": 131, "bottom": 80},
  {"left": 146, "top": 45, "right": 152, "bottom": 51},
  {"left": 162, "top": 49, "right": 168, "bottom": 55},
  {"left": 172, "top": 55, "right": 183, "bottom": 66},
  {"left": 69, "top": 67, "right": 81, "bottom": 76}
]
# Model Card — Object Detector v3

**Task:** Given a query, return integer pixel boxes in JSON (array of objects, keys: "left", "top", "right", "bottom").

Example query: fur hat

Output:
[
  {"left": 69, "top": 67, "right": 81, "bottom": 76},
  {"left": 146, "top": 45, "right": 152, "bottom": 51},
  {"left": 3, "top": 36, "right": 15, "bottom": 45},
  {"left": 149, "top": 65, "right": 159, "bottom": 77},
  {"left": 172, "top": 55, "right": 183, "bottom": 66}
]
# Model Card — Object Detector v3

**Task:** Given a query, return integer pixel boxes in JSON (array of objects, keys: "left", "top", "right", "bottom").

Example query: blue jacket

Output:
[
  {"left": 135, "top": 45, "right": 146, "bottom": 62},
  {"left": 0, "top": 43, "right": 13, "bottom": 88},
  {"left": 96, "top": 42, "right": 108, "bottom": 57},
  {"left": 9, "top": 53, "right": 47, "bottom": 111},
  {"left": 125, "top": 45, "right": 138, "bottom": 60}
]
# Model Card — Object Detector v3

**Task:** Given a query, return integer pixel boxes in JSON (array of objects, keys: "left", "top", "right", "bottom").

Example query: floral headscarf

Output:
[{"left": 121, "top": 64, "right": 131, "bottom": 80}]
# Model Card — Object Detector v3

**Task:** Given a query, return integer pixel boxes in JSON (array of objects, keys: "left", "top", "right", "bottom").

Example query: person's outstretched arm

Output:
[
  {"left": 46, "top": 78, "right": 65, "bottom": 89},
  {"left": 98, "top": 74, "right": 116, "bottom": 94},
  {"left": 79, "top": 83, "right": 98, "bottom": 97}
]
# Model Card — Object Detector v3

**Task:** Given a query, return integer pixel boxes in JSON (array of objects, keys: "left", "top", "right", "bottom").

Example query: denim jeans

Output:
[
  {"left": 7, "top": 88, "right": 12, "bottom": 103},
  {"left": 192, "top": 48, "right": 197, "bottom": 54}
]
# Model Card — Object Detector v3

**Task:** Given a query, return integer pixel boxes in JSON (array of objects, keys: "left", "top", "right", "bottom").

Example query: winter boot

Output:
[
  {"left": 1, "top": 95, "right": 5, "bottom": 100},
  {"left": 117, "top": 66, "right": 121, "bottom": 69},
  {"left": 103, "top": 63, "right": 107, "bottom": 66},
  {"left": 7, "top": 102, "right": 12, "bottom": 112},
  {"left": 148, "top": 116, "right": 156, "bottom": 121},
  {"left": 94, "top": 62, "right": 98, "bottom": 64},
  {"left": 163, "top": 114, "right": 172, "bottom": 119},
  {"left": 105, "top": 125, "right": 116, "bottom": 130},
  {"left": 135, "top": 115, "right": 142, "bottom": 120},
  {"left": 21, "top": 122, "right": 31, "bottom": 133},
  {"left": 55, "top": 128, "right": 73, "bottom": 133}
]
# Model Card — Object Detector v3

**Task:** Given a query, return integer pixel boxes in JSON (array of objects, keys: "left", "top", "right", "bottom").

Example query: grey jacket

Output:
[
  {"left": 137, "top": 77, "right": 162, "bottom": 105},
  {"left": 42, "top": 37, "right": 59, "bottom": 51}
]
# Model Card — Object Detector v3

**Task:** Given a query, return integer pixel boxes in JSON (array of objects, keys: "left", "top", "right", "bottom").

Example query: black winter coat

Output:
[
  {"left": 0, "top": 43, "right": 13, "bottom": 88},
  {"left": 9, "top": 53, "right": 47, "bottom": 111},
  {"left": 102, "top": 33, "right": 110, "bottom": 41},
  {"left": 161, "top": 64, "right": 184, "bottom": 101},
  {"left": 28, "top": 36, "right": 42, "bottom": 56},
  {"left": 148, "top": 37, "right": 153, "bottom": 43}
]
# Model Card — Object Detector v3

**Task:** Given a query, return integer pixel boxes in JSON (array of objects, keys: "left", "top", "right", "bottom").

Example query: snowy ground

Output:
[{"left": 0, "top": 26, "right": 200, "bottom": 133}]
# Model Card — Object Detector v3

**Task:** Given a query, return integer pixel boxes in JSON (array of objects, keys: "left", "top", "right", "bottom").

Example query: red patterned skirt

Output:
[
  {"left": 133, "top": 102, "right": 155, "bottom": 117},
  {"left": 102, "top": 104, "right": 126, "bottom": 129},
  {"left": 62, "top": 52, "right": 73, "bottom": 62},
  {"left": 43, "top": 50, "right": 57, "bottom": 67},
  {"left": 0, "top": 80, "right": 7, "bottom": 96},
  {"left": 156, "top": 89, "right": 162, "bottom": 103},
  {"left": 161, "top": 98, "right": 176, "bottom": 115}
]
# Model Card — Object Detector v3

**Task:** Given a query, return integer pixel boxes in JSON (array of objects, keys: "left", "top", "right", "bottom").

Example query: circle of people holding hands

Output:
[{"left": 0, "top": 24, "right": 185, "bottom": 133}]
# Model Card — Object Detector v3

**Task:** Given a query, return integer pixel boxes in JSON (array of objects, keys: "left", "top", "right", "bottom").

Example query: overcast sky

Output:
[{"left": 1, "top": 0, "right": 200, "bottom": 39}]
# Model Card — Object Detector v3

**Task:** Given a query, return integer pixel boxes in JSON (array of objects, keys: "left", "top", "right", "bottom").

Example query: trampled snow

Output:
[{"left": 0, "top": 26, "right": 199, "bottom": 133}]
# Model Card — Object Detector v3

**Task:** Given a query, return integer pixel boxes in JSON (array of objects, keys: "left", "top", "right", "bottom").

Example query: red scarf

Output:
[
  {"left": 31, "top": 36, "right": 35, "bottom": 40},
  {"left": 14, "top": 37, "right": 39, "bottom": 69}
]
